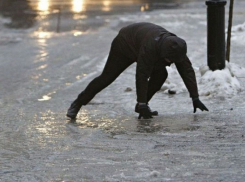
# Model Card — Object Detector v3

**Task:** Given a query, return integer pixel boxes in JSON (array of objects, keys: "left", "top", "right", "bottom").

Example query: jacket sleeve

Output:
[
  {"left": 136, "top": 43, "right": 158, "bottom": 103},
  {"left": 175, "top": 56, "right": 199, "bottom": 98}
]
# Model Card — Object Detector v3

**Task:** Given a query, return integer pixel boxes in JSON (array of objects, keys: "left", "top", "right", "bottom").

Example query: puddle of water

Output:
[{"left": 68, "top": 111, "right": 201, "bottom": 134}]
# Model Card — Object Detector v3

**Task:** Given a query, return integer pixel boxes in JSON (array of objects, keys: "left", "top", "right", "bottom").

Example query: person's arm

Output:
[
  {"left": 136, "top": 44, "right": 157, "bottom": 103},
  {"left": 175, "top": 56, "right": 199, "bottom": 99},
  {"left": 175, "top": 56, "right": 208, "bottom": 113}
]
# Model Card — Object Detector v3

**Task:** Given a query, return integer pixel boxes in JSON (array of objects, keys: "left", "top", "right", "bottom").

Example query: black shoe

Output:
[
  {"left": 135, "top": 103, "right": 158, "bottom": 116},
  {"left": 67, "top": 99, "right": 82, "bottom": 119}
]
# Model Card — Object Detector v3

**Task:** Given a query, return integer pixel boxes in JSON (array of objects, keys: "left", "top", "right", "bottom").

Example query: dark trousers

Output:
[{"left": 76, "top": 35, "right": 168, "bottom": 105}]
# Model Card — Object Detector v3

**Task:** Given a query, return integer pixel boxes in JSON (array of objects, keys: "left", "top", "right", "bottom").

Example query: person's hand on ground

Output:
[{"left": 192, "top": 98, "right": 209, "bottom": 113}]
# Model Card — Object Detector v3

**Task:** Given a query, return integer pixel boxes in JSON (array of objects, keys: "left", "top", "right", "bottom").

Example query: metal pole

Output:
[
  {"left": 206, "top": 0, "right": 227, "bottom": 71},
  {"left": 226, "top": 0, "right": 234, "bottom": 62}
]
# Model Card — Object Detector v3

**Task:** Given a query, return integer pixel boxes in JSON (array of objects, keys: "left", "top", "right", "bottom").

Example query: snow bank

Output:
[
  {"left": 227, "top": 62, "right": 245, "bottom": 78},
  {"left": 198, "top": 62, "right": 242, "bottom": 97},
  {"left": 163, "top": 62, "right": 245, "bottom": 98}
]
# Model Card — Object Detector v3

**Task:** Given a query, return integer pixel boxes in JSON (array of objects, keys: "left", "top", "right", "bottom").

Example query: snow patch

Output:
[
  {"left": 163, "top": 62, "right": 244, "bottom": 98},
  {"left": 198, "top": 62, "right": 242, "bottom": 97},
  {"left": 230, "top": 22, "right": 245, "bottom": 46},
  {"left": 227, "top": 62, "right": 245, "bottom": 77},
  {"left": 232, "top": 22, "right": 245, "bottom": 32}
]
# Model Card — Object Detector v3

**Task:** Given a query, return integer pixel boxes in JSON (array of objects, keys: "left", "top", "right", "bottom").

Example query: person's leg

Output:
[
  {"left": 67, "top": 48, "right": 134, "bottom": 119},
  {"left": 135, "top": 66, "right": 168, "bottom": 116},
  {"left": 147, "top": 66, "right": 168, "bottom": 102},
  {"left": 78, "top": 53, "right": 133, "bottom": 105}
]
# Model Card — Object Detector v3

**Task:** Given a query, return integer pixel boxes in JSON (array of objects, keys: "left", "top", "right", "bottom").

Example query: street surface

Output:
[{"left": 0, "top": 0, "right": 245, "bottom": 181}]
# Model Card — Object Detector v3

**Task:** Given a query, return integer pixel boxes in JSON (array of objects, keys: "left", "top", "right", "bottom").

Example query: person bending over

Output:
[{"left": 67, "top": 22, "right": 208, "bottom": 119}]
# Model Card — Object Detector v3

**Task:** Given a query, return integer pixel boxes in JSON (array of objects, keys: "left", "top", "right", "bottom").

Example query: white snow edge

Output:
[{"left": 163, "top": 61, "right": 245, "bottom": 98}]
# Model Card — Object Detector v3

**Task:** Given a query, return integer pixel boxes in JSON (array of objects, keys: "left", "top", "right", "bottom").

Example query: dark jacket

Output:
[{"left": 118, "top": 22, "right": 199, "bottom": 102}]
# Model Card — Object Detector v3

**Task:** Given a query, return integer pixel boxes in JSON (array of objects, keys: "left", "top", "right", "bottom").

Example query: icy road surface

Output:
[{"left": 1, "top": 3, "right": 245, "bottom": 182}]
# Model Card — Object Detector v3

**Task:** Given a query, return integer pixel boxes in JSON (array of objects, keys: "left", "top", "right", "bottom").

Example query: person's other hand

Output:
[
  {"left": 193, "top": 98, "right": 209, "bottom": 113},
  {"left": 138, "top": 104, "right": 153, "bottom": 119}
]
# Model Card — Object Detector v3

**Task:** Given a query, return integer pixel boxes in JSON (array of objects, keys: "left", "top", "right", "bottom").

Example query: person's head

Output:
[{"left": 161, "top": 36, "right": 187, "bottom": 64}]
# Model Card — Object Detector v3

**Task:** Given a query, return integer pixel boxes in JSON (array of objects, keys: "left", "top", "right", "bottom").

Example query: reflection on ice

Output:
[
  {"left": 73, "top": 31, "right": 84, "bottom": 36},
  {"left": 31, "top": 73, "right": 42, "bottom": 80},
  {"left": 34, "top": 31, "right": 52, "bottom": 39},
  {"left": 38, "top": 95, "right": 51, "bottom": 101},
  {"left": 73, "top": 14, "right": 87, "bottom": 20},
  {"left": 72, "top": 0, "right": 85, "bottom": 13},
  {"left": 102, "top": 1, "right": 111, "bottom": 12},
  {"left": 27, "top": 111, "right": 71, "bottom": 151},
  {"left": 68, "top": 108, "right": 202, "bottom": 135},
  {"left": 38, "top": 0, "right": 50, "bottom": 12},
  {"left": 39, "top": 91, "right": 57, "bottom": 101},
  {"left": 36, "top": 64, "right": 48, "bottom": 70},
  {"left": 141, "top": 4, "right": 150, "bottom": 12},
  {"left": 32, "top": 31, "right": 50, "bottom": 63}
]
